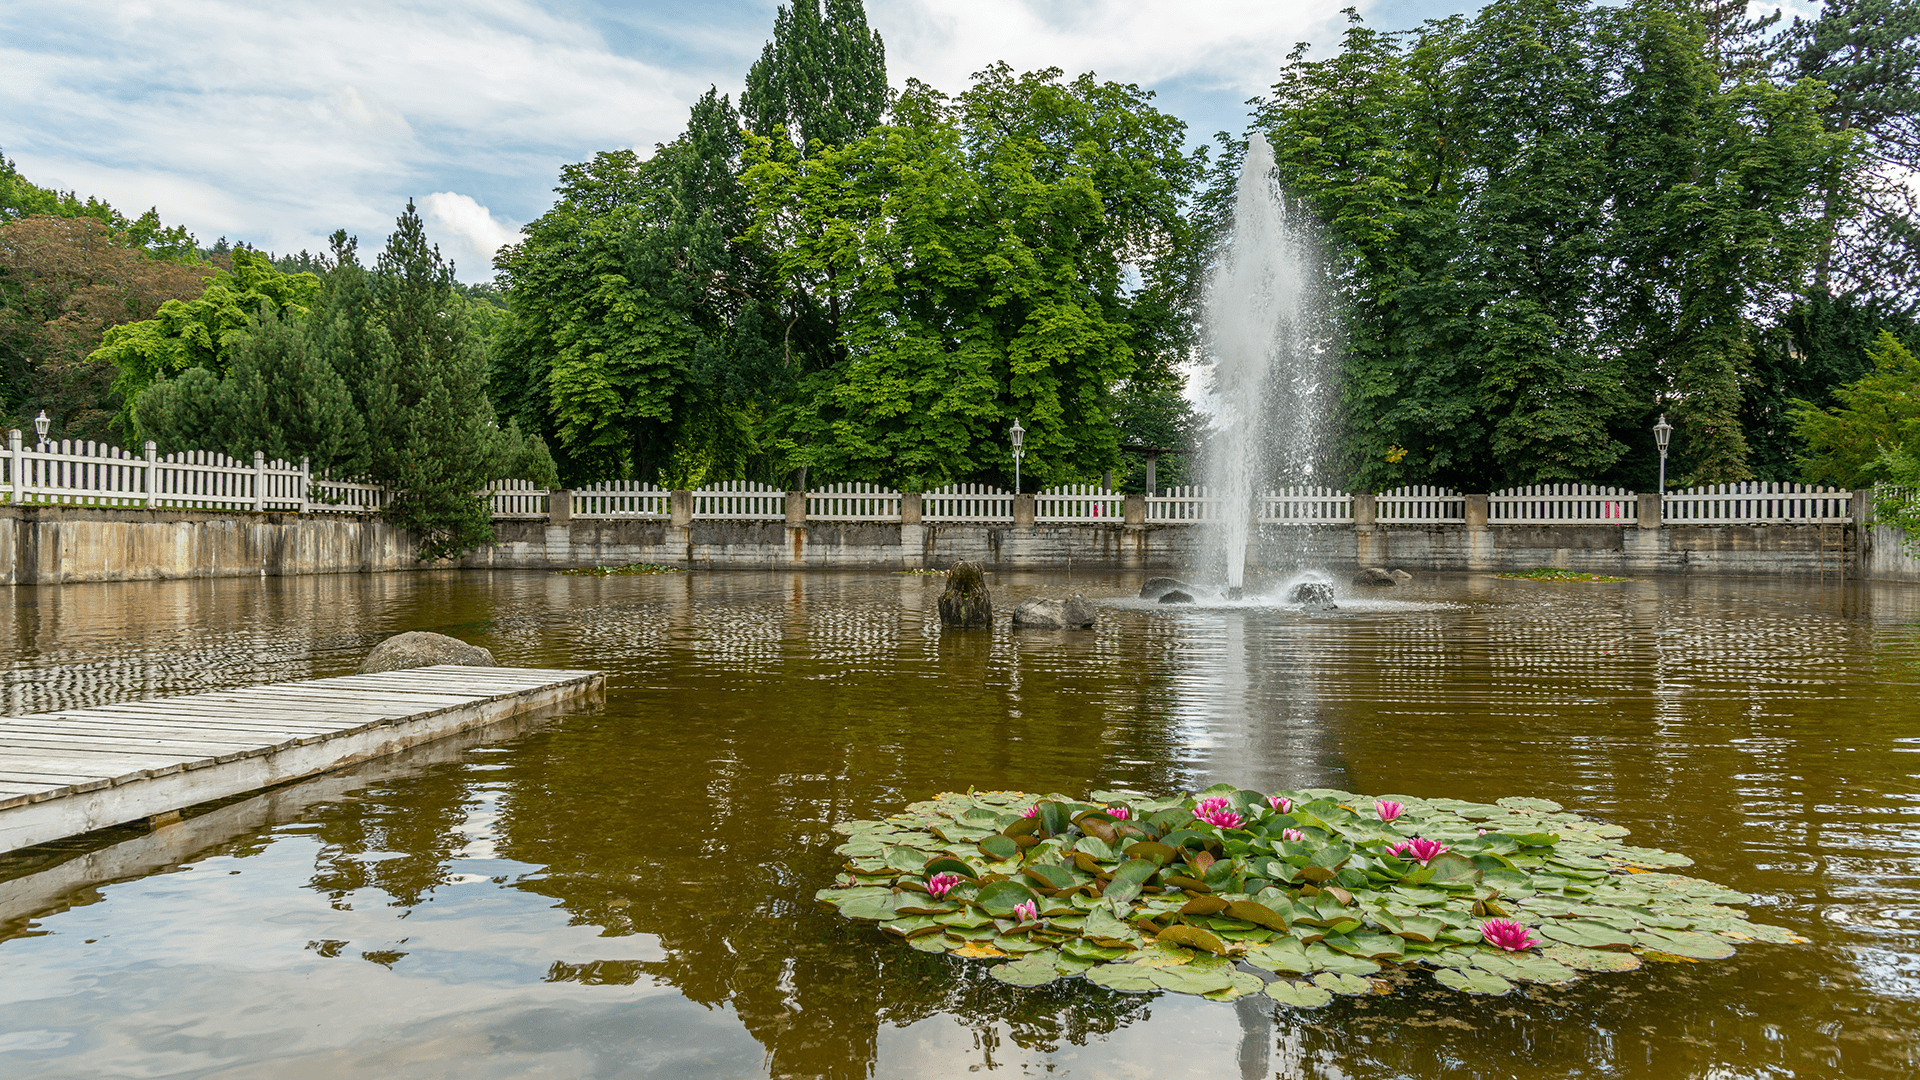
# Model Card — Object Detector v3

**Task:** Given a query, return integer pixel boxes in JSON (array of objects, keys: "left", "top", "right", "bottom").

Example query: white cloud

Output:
[{"left": 419, "top": 192, "right": 522, "bottom": 279}]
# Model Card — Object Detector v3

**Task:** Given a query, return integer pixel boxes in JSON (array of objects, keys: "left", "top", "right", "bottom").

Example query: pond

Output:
[{"left": 0, "top": 568, "right": 1916, "bottom": 1079}]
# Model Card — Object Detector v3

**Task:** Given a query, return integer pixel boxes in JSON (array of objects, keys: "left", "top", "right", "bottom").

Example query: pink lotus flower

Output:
[
  {"left": 1391, "top": 837, "right": 1448, "bottom": 866},
  {"left": 1193, "top": 796, "right": 1244, "bottom": 830},
  {"left": 1479, "top": 918, "right": 1539, "bottom": 952},
  {"left": 1012, "top": 900, "right": 1038, "bottom": 923},
  {"left": 1375, "top": 799, "right": 1404, "bottom": 823},
  {"left": 1269, "top": 796, "right": 1293, "bottom": 813},
  {"left": 1020, "top": 806, "right": 1039, "bottom": 818},
  {"left": 1106, "top": 806, "right": 1131, "bottom": 821},
  {"left": 926, "top": 872, "right": 963, "bottom": 900},
  {"left": 1281, "top": 828, "right": 1305, "bottom": 843}
]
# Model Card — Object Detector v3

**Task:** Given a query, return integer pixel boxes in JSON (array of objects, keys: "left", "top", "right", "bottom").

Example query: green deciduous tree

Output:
[{"left": 1790, "top": 329, "right": 1920, "bottom": 486}]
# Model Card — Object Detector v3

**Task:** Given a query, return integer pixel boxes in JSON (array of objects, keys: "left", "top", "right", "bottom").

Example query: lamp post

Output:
[
  {"left": 32, "top": 410, "right": 50, "bottom": 447},
  {"left": 1653, "top": 413, "right": 1672, "bottom": 492},
  {"left": 1009, "top": 417, "right": 1025, "bottom": 493}
]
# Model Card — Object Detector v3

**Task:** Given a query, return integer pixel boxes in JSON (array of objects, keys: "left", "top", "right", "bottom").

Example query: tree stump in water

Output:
[{"left": 938, "top": 562, "right": 993, "bottom": 628}]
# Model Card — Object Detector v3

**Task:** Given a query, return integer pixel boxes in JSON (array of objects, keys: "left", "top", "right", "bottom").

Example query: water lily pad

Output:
[
  {"left": 1313, "top": 971, "right": 1373, "bottom": 995},
  {"left": 1470, "top": 952, "right": 1579, "bottom": 984},
  {"left": 1151, "top": 964, "right": 1236, "bottom": 995},
  {"left": 975, "top": 880, "right": 1041, "bottom": 917},
  {"left": 1634, "top": 929, "right": 1737, "bottom": 959},
  {"left": 990, "top": 957, "right": 1061, "bottom": 986},
  {"left": 1084, "top": 963, "right": 1159, "bottom": 992},
  {"left": 1434, "top": 966, "right": 1515, "bottom": 995},
  {"left": 1541, "top": 945, "right": 1642, "bottom": 972},
  {"left": 1157, "top": 924, "right": 1230, "bottom": 955},
  {"left": 1265, "top": 979, "right": 1335, "bottom": 1008},
  {"left": 1538, "top": 919, "right": 1636, "bottom": 950}
]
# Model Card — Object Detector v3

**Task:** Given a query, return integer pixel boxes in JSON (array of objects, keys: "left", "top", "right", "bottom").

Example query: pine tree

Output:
[{"left": 740, "top": 0, "right": 890, "bottom": 156}]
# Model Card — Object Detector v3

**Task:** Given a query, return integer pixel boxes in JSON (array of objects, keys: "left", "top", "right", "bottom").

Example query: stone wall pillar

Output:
[
  {"left": 1123, "top": 493, "right": 1146, "bottom": 525},
  {"left": 1636, "top": 492, "right": 1663, "bottom": 530},
  {"left": 1352, "top": 492, "right": 1377, "bottom": 531},
  {"left": 1853, "top": 489, "right": 1873, "bottom": 524},
  {"left": 670, "top": 490, "right": 693, "bottom": 527},
  {"left": 784, "top": 490, "right": 806, "bottom": 526},
  {"left": 900, "top": 492, "right": 923, "bottom": 524},
  {"left": 548, "top": 489, "right": 572, "bottom": 525},
  {"left": 1464, "top": 493, "right": 1489, "bottom": 528},
  {"left": 1012, "top": 493, "right": 1036, "bottom": 526}
]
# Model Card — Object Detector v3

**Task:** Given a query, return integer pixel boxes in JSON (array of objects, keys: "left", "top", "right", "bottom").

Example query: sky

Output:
[{"left": 0, "top": 0, "right": 1782, "bottom": 282}]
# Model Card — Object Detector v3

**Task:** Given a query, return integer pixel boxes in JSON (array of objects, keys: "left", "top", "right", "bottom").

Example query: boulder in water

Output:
[
  {"left": 938, "top": 561, "right": 993, "bottom": 628},
  {"left": 1288, "top": 582, "right": 1337, "bottom": 607},
  {"left": 1012, "top": 593, "right": 1097, "bottom": 629},
  {"left": 1139, "top": 577, "right": 1195, "bottom": 601},
  {"left": 1352, "top": 567, "right": 1397, "bottom": 587},
  {"left": 1158, "top": 590, "right": 1194, "bottom": 604},
  {"left": 359, "top": 631, "right": 495, "bottom": 674},
  {"left": 1389, "top": 569, "right": 1413, "bottom": 584}
]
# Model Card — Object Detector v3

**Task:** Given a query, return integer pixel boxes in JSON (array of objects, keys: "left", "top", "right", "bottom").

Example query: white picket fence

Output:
[
  {"left": 1036, "top": 483, "right": 1123, "bottom": 522},
  {"left": 572, "top": 480, "right": 669, "bottom": 518},
  {"left": 1491, "top": 483, "right": 1635, "bottom": 524},
  {"left": 925, "top": 482, "right": 1014, "bottom": 522},
  {"left": 4, "top": 432, "right": 312, "bottom": 512},
  {"left": 1375, "top": 485, "right": 1466, "bottom": 524},
  {"left": 487, "top": 478, "right": 549, "bottom": 519},
  {"left": 808, "top": 482, "right": 901, "bottom": 521},
  {"left": 692, "top": 479, "right": 785, "bottom": 520},
  {"left": 1260, "top": 486, "right": 1354, "bottom": 523},
  {"left": 1146, "top": 485, "right": 1219, "bottom": 521},
  {"left": 1661, "top": 482, "right": 1853, "bottom": 524}
]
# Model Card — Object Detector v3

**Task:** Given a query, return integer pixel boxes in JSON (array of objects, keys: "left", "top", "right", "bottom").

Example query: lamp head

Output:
[
  {"left": 1653, "top": 413, "right": 1672, "bottom": 451},
  {"left": 33, "top": 410, "right": 50, "bottom": 440},
  {"left": 1009, "top": 417, "right": 1024, "bottom": 451}
]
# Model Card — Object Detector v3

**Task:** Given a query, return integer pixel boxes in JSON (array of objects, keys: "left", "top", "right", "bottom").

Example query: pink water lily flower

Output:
[
  {"left": 1479, "top": 918, "right": 1540, "bottom": 952},
  {"left": 1012, "top": 899, "right": 1038, "bottom": 923},
  {"left": 1269, "top": 796, "right": 1293, "bottom": 813},
  {"left": 926, "top": 872, "right": 963, "bottom": 900},
  {"left": 1392, "top": 837, "right": 1449, "bottom": 866},
  {"left": 1106, "top": 806, "right": 1131, "bottom": 821},
  {"left": 1375, "top": 799, "right": 1404, "bottom": 824},
  {"left": 1020, "top": 806, "right": 1039, "bottom": 818},
  {"left": 1193, "top": 796, "right": 1244, "bottom": 830},
  {"left": 1281, "top": 828, "right": 1305, "bottom": 843}
]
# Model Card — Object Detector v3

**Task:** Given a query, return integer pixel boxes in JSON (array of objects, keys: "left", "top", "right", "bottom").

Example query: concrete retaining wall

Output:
[{"left": 0, "top": 504, "right": 1905, "bottom": 583}]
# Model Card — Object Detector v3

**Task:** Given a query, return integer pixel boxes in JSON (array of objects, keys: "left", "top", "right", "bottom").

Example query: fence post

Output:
[
  {"left": 670, "top": 490, "right": 693, "bottom": 527},
  {"left": 143, "top": 441, "right": 157, "bottom": 508},
  {"left": 252, "top": 450, "right": 267, "bottom": 512},
  {"left": 1636, "top": 492, "right": 1662, "bottom": 530},
  {"left": 299, "top": 457, "right": 311, "bottom": 514},
  {"left": 784, "top": 489, "right": 806, "bottom": 526},
  {"left": 1352, "top": 492, "right": 1376, "bottom": 531},
  {"left": 1012, "top": 492, "right": 1036, "bottom": 526},
  {"left": 7, "top": 429, "right": 21, "bottom": 505},
  {"left": 549, "top": 488, "right": 573, "bottom": 525},
  {"left": 1123, "top": 493, "right": 1146, "bottom": 525},
  {"left": 1853, "top": 489, "right": 1873, "bottom": 525},
  {"left": 900, "top": 492, "right": 923, "bottom": 525},
  {"left": 1464, "top": 493, "right": 1489, "bottom": 528}
]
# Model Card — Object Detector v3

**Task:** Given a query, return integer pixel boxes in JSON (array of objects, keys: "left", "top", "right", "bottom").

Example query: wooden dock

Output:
[{"left": 0, "top": 665, "right": 604, "bottom": 854}]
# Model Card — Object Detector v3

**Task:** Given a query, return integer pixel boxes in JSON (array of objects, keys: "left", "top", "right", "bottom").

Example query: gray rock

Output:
[
  {"left": 1288, "top": 582, "right": 1337, "bottom": 606},
  {"left": 1352, "top": 567, "right": 1397, "bottom": 587},
  {"left": 1139, "top": 577, "right": 1195, "bottom": 601},
  {"left": 1389, "top": 569, "right": 1413, "bottom": 584},
  {"left": 1158, "top": 590, "right": 1194, "bottom": 604},
  {"left": 1013, "top": 593, "right": 1097, "bottom": 629},
  {"left": 938, "top": 561, "right": 993, "bottom": 628},
  {"left": 358, "top": 631, "right": 496, "bottom": 674}
]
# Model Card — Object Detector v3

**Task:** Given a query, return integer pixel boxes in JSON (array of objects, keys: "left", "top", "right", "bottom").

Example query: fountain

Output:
[{"left": 1200, "top": 133, "right": 1332, "bottom": 599}]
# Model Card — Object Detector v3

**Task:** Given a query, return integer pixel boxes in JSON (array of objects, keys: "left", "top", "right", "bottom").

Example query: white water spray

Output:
[{"left": 1202, "top": 134, "right": 1329, "bottom": 598}]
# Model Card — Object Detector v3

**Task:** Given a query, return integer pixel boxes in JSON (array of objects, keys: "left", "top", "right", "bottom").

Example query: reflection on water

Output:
[{"left": 1, "top": 570, "right": 1917, "bottom": 1078}]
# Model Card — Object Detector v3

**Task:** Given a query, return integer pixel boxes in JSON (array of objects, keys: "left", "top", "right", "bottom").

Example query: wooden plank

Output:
[{"left": 0, "top": 665, "right": 603, "bottom": 853}]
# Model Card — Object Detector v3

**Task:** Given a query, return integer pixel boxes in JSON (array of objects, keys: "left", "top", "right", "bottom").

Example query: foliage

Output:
[
  {"left": 1, "top": 151, "right": 199, "bottom": 260},
  {"left": 0, "top": 215, "right": 214, "bottom": 440},
  {"left": 1791, "top": 329, "right": 1920, "bottom": 489},
  {"left": 1742, "top": 292, "right": 1920, "bottom": 479},
  {"left": 744, "top": 69, "right": 1203, "bottom": 490},
  {"left": 1249, "top": 0, "right": 1856, "bottom": 492},
  {"left": 92, "top": 248, "right": 322, "bottom": 434},
  {"left": 741, "top": 0, "right": 890, "bottom": 156},
  {"left": 1497, "top": 568, "right": 1630, "bottom": 581},
  {"left": 558, "top": 562, "right": 683, "bottom": 576},
  {"left": 821, "top": 786, "right": 1802, "bottom": 1002}
]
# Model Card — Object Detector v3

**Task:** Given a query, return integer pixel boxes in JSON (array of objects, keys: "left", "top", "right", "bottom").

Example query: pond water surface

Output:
[{"left": 0, "top": 569, "right": 1916, "bottom": 1079}]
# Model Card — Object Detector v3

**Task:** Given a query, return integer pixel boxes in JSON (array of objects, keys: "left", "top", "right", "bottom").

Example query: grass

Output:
[
  {"left": 1497, "top": 567, "right": 1630, "bottom": 582},
  {"left": 559, "top": 562, "right": 683, "bottom": 576}
]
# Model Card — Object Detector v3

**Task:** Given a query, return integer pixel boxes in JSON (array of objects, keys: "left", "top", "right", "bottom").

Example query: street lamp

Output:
[
  {"left": 32, "top": 410, "right": 50, "bottom": 446},
  {"left": 1653, "top": 413, "right": 1673, "bottom": 492},
  {"left": 1009, "top": 417, "right": 1025, "bottom": 493}
]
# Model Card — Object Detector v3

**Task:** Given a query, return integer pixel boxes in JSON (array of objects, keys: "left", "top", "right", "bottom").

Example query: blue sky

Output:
[{"left": 4, "top": 1, "right": 1508, "bottom": 280}]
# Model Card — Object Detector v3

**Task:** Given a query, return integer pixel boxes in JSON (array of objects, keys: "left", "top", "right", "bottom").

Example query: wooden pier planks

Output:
[{"left": 0, "top": 664, "right": 603, "bottom": 853}]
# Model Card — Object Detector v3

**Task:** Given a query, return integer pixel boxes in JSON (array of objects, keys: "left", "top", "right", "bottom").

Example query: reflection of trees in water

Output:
[{"left": 299, "top": 762, "right": 476, "bottom": 910}]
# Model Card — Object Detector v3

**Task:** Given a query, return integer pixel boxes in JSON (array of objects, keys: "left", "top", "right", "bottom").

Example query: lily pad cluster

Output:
[{"left": 818, "top": 786, "right": 1804, "bottom": 1005}]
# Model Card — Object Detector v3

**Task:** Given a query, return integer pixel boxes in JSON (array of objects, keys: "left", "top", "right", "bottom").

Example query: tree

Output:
[
  {"left": 1790, "top": 329, "right": 1920, "bottom": 487},
  {"left": 2, "top": 151, "right": 199, "bottom": 260},
  {"left": 740, "top": 0, "right": 890, "bottom": 156},
  {"left": 0, "top": 215, "right": 213, "bottom": 440}
]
